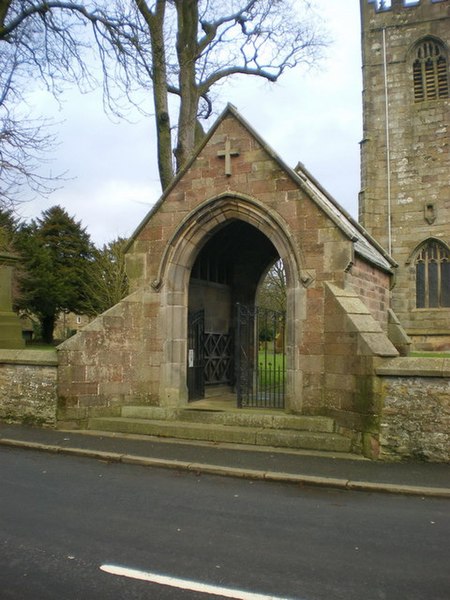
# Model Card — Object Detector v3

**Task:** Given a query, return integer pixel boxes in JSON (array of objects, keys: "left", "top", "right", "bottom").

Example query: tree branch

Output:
[
  {"left": 200, "top": 64, "right": 277, "bottom": 94},
  {"left": 0, "top": 2, "right": 115, "bottom": 40},
  {"left": 197, "top": 0, "right": 259, "bottom": 54}
]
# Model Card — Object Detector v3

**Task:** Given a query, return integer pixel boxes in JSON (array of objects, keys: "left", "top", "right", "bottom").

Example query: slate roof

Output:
[{"left": 291, "top": 160, "right": 396, "bottom": 273}]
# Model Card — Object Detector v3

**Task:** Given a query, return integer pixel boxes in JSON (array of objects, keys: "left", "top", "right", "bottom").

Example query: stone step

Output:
[
  {"left": 87, "top": 417, "right": 352, "bottom": 453},
  {"left": 204, "top": 385, "right": 233, "bottom": 398},
  {"left": 120, "top": 406, "right": 335, "bottom": 433},
  {"left": 121, "top": 406, "right": 174, "bottom": 420},
  {"left": 178, "top": 409, "right": 336, "bottom": 433}
]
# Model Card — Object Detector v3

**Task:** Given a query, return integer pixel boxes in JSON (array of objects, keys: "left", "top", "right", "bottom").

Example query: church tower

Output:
[{"left": 359, "top": 0, "right": 450, "bottom": 350}]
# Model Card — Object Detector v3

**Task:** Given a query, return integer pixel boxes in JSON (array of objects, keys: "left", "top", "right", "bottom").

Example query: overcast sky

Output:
[{"left": 19, "top": 0, "right": 362, "bottom": 247}]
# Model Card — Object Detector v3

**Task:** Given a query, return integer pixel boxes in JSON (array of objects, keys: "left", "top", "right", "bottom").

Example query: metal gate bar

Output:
[{"left": 236, "top": 304, "right": 286, "bottom": 409}]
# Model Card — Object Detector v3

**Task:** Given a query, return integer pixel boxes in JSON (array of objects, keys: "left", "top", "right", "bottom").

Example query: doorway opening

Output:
[{"left": 187, "top": 220, "right": 286, "bottom": 409}]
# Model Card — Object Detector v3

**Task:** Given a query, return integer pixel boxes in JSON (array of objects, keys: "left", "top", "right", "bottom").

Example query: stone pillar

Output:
[{"left": 0, "top": 252, "right": 24, "bottom": 349}]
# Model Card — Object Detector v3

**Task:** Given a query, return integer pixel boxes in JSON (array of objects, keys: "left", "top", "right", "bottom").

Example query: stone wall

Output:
[
  {"left": 0, "top": 349, "right": 58, "bottom": 426},
  {"left": 376, "top": 357, "right": 450, "bottom": 462},
  {"left": 323, "top": 282, "right": 399, "bottom": 455},
  {"left": 1, "top": 347, "right": 448, "bottom": 463},
  {"left": 189, "top": 280, "right": 232, "bottom": 334},
  {"left": 347, "top": 256, "right": 391, "bottom": 330},
  {"left": 57, "top": 292, "right": 162, "bottom": 428}
]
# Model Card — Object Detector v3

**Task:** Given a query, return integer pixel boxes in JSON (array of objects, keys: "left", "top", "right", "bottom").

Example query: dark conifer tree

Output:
[
  {"left": 15, "top": 205, "right": 94, "bottom": 343},
  {"left": 0, "top": 209, "right": 19, "bottom": 248}
]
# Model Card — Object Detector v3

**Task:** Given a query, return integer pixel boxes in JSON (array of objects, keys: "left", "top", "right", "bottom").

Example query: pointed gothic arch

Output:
[
  {"left": 407, "top": 238, "right": 450, "bottom": 309},
  {"left": 157, "top": 192, "right": 310, "bottom": 408},
  {"left": 410, "top": 36, "right": 449, "bottom": 102},
  {"left": 151, "top": 192, "right": 312, "bottom": 291}
]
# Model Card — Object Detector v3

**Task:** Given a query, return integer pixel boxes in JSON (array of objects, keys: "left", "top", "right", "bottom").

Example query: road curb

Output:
[{"left": 1, "top": 438, "right": 449, "bottom": 499}]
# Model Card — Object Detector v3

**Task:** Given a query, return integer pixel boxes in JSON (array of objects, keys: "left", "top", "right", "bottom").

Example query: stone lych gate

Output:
[
  {"left": 3, "top": 0, "right": 449, "bottom": 461},
  {"left": 58, "top": 105, "right": 412, "bottom": 456}
]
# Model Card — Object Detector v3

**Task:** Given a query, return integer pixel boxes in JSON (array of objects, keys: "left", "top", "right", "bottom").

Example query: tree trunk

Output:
[
  {"left": 41, "top": 314, "right": 55, "bottom": 344},
  {"left": 136, "top": 0, "right": 174, "bottom": 191},
  {"left": 174, "top": 0, "right": 200, "bottom": 172}
]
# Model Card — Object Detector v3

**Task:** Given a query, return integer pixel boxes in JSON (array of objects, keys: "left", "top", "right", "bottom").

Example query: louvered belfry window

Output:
[
  {"left": 416, "top": 241, "right": 450, "bottom": 309},
  {"left": 413, "top": 39, "right": 449, "bottom": 102}
]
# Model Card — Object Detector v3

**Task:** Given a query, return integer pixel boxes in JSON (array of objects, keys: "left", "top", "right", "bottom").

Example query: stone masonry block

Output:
[
  {"left": 324, "top": 312, "right": 347, "bottom": 333},
  {"left": 358, "top": 333, "right": 399, "bottom": 357},
  {"left": 299, "top": 354, "right": 324, "bottom": 374},
  {"left": 325, "top": 353, "right": 358, "bottom": 375},
  {"left": 325, "top": 372, "right": 356, "bottom": 393},
  {"left": 98, "top": 382, "right": 131, "bottom": 396},
  {"left": 336, "top": 296, "right": 372, "bottom": 316},
  {"left": 347, "top": 314, "right": 384, "bottom": 334}
]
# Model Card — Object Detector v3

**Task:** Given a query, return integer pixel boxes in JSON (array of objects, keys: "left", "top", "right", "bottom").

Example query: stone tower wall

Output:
[{"left": 359, "top": 0, "right": 450, "bottom": 349}]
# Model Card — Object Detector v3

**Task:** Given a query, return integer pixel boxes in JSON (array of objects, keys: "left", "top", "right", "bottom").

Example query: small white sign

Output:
[{"left": 188, "top": 349, "right": 194, "bottom": 368}]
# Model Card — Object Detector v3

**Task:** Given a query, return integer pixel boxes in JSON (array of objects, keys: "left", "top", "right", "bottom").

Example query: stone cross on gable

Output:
[{"left": 217, "top": 136, "right": 240, "bottom": 176}]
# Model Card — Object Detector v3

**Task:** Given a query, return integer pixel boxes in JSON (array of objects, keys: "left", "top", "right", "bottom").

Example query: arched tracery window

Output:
[
  {"left": 413, "top": 38, "right": 449, "bottom": 102},
  {"left": 415, "top": 240, "right": 450, "bottom": 309}
]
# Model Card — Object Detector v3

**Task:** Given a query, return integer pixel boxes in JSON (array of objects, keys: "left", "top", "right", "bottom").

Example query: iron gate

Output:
[
  {"left": 204, "top": 332, "right": 233, "bottom": 385},
  {"left": 235, "top": 304, "right": 286, "bottom": 409},
  {"left": 188, "top": 310, "right": 233, "bottom": 400}
]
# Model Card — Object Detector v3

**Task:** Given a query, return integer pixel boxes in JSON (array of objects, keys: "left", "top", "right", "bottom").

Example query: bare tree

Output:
[
  {"left": 105, "top": 0, "right": 326, "bottom": 190},
  {"left": 0, "top": 1, "right": 325, "bottom": 201},
  {"left": 0, "top": 110, "right": 59, "bottom": 207},
  {"left": 0, "top": 1, "right": 128, "bottom": 207},
  {"left": 84, "top": 237, "right": 129, "bottom": 314},
  {"left": 257, "top": 259, "right": 286, "bottom": 313}
]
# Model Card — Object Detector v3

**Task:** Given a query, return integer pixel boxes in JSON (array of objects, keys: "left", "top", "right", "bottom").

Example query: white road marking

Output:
[{"left": 100, "top": 564, "right": 294, "bottom": 600}]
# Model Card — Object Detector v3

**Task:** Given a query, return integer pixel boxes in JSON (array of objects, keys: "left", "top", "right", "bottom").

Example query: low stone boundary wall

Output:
[
  {"left": 0, "top": 348, "right": 449, "bottom": 462},
  {"left": 0, "top": 349, "right": 58, "bottom": 426},
  {"left": 376, "top": 358, "right": 450, "bottom": 462}
]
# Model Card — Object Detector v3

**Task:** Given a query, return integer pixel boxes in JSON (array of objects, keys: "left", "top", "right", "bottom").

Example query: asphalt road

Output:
[{"left": 1, "top": 447, "right": 449, "bottom": 600}]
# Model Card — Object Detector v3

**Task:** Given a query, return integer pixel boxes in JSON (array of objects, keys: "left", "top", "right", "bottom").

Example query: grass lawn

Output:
[
  {"left": 410, "top": 351, "right": 450, "bottom": 358},
  {"left": 25, "top": 344, "right": 58, "bottom": 351},
  {"left": 258, "top": 351, "right": 285, "bottom": 389}
]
